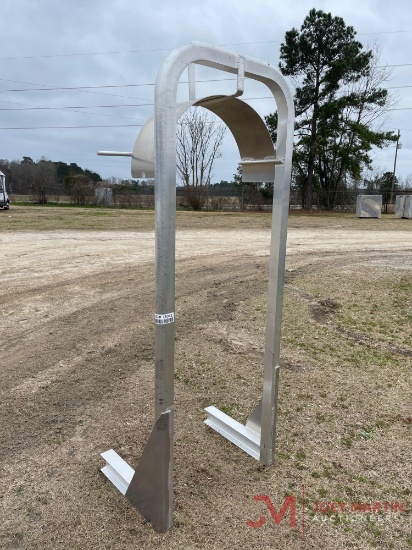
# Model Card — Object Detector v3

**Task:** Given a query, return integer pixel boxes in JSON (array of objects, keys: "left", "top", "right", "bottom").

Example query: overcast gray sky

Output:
[{"left": 1, "top": 0, "right": 411, "bottom": 183}]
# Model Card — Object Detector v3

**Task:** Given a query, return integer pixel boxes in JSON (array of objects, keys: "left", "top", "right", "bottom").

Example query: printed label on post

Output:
[{"left": 155, "top": 312, "right": 175, "bottom": 325}]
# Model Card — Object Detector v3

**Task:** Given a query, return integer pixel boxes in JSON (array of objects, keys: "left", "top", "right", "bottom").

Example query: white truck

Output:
[{"left": 0, "top": 171, "right": 10, "bottom": 210}]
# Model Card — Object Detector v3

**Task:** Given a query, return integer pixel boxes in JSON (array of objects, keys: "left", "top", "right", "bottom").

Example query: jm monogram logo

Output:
[{"left": 247, "top": 495, "right": 297, "bottom": 528}]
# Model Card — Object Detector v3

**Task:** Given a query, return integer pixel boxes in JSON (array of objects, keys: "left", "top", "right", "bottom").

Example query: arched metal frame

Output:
[
  {"left": 100, "top": 42, "right": 294, "bottom": 533},
  {"left": 131, "top": 95, "right": 279, "bottom": 183}
]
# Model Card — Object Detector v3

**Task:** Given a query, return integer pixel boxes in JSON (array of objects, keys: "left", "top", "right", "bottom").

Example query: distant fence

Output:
[
  {"left": 289, "top": 189, "right": 412, "bottom": 214},
  {"left": 10, "top": 187, "right": 412, "bottom": 213}
]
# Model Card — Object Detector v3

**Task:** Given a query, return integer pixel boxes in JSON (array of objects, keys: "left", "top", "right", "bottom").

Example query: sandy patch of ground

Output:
[{"left": 0, "top": 219, "right": 411, "bottom": 549}]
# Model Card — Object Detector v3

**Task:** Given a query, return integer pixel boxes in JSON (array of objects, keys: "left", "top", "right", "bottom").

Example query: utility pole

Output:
[{"left": 390, "top": 129, "right": 401, "bottom": 207}]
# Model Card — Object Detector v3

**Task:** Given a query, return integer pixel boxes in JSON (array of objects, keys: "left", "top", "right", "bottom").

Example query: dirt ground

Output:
[{"left": 0, "top": 207, "right": 411, "bottom": 549}]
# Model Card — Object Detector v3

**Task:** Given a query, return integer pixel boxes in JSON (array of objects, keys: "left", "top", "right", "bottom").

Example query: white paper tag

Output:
[{"left": 155, "top": 312, "right": 175, "bottom": 325}]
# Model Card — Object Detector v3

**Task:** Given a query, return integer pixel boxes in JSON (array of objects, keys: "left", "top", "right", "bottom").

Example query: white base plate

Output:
[
  {"left": 204, "top": 406, "right": 260, "bottom": 460},
  {"left": 100, "top": 449, "right": 134, "bottom": 495}
]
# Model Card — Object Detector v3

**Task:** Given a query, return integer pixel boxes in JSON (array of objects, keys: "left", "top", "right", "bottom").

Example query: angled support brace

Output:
[{"left": 100, "top": 408, "right": 173, "bottom": 533}]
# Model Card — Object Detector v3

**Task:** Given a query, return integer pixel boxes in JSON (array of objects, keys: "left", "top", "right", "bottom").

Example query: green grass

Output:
[{"left": 1, "top": 204, "right": 408, "bottom": 232}]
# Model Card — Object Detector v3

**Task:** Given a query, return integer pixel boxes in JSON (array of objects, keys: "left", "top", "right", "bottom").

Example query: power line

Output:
[
  {"left": 0, "top": 78, "right": 151, "bottom": 101},
  {"left": 0, "top": 90, "right": 411, "bottom": 115},
  {"left": 0, "top": 47, "right": 171, "bottom": 61},
  {"left": 0, "top": 32, "right": 411, "bottom": 61},
  {"left": 0, "top": 84, "right": 156, "bottom": 92},
  {"left": 0, "top": 124, "right": 141, "bottom": 130},
  {"left": 0, "top": 98, "right": 147, "bottom": 121},
  {"left": 386, "top": 85, "right": 412, "bottom": 89},
  {"left": 243, "top": 97, "right": 412, "bottom": 112},
  {"left": 2, "top": 99, "right": 411, "bottom": 133},
  {"left": 1, "top": 83, "right": 412, "bottom": 127},
  {"left": 0, "top": 103, "right": 153, "bottom": 110},
  {"left": 2, "top": 103, "right": 412, "bottom": 129},
  {"left": 358, "top": 30, "right": 412, "bottom": 35},
  {"left": 4, "top": 85, "right": 412, "bottom": 110},
  {"left": 0, "top": 77, "right": 235, "bottom": 93},
  {"left": 3, "top": 75, "right": 412, "bottom": 97},
  {"left": 0, "top": 44, "right": 276, "bottom": 61},
  {"left": 377, "top": 63, "right": 412, "bottom": 68}
]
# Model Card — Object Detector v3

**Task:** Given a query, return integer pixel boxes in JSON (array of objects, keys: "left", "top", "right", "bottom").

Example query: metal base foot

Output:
[
  {"left": 100, "top": 408, "right": 173, "bottom": 533},
  {"left": 101, "top": 449, "right": 134, "bottom": 495},
  {"left": 204, "top": 406, "right": 261, "bottom": 460}
]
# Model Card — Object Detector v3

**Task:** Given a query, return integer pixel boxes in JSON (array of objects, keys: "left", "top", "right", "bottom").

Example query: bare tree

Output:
[
  {"left": 32, "top": 157, "right": 57, "bottom": 204},
  {"left": 64, "top": 174, "right": 96, "bottom": 205},
  {"left": 176, "top": 108, "right": 226, "bottom": 210},
  {"left": 399, "top": 174, "right": 412, "bottom": 191}
]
